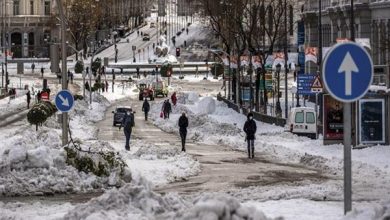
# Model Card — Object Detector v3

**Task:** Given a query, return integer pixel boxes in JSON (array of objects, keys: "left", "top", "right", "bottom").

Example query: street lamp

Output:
[{"left": 275, "top": 63, "right": 282, "bottom": 117}]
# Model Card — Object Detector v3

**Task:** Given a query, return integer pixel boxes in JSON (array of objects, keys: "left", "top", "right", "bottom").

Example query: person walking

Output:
[
  {"left": 163, "top": 99, "right": 172, "bottom": 119},
  {"left": 243, "top": 112, "right": 257, "bottom": 159},
  {"left": 40, "top": 67, "right": 44, "bottom": 78},
  {"left": 142, "top": 98, "right": 150, "bottom": 121},
  {"left": 26, "top": 90, "right": 31, "bottom": 109},
  {"left": 171, "top": 92, "right": 177, "bottom": 106},
  {"left": 31, "top": 63, "right": 35, "bottom": 74},
  {"left": 119, "top": 109, "right": 135, "bottom": 151},
  {"left": 178, "top": 112, "right": 188, "bottom": 152}
]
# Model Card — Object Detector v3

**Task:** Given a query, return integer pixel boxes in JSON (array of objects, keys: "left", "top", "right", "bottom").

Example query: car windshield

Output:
[{"left": 116, "top": 108, "right": 129, "bottom": 113}]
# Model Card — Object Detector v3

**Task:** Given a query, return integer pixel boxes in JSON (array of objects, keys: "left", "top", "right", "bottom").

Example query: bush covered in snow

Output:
[{"left": 27, "top": 101, "right": 57, "bottom": 131}]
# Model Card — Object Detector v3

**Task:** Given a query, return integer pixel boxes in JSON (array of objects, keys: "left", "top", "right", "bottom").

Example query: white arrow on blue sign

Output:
[
  {"left": 322, "top": 42, "right": 373, "bottom": 103},
  {"left": 55, "top": 90, "right": 75, "bottom": 112}
]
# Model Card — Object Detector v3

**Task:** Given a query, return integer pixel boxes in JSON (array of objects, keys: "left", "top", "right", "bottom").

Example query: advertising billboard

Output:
[
  {"left": 359, "top": 99, "right": 385, "bottom": 144},
  {"left": 323, "top": 94, "right": 343, "bottom": 140}
]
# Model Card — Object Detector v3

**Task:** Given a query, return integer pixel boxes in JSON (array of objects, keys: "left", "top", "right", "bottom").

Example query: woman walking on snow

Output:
[{"left": 171, "top": 92, "right": 177, "bottom": 106}]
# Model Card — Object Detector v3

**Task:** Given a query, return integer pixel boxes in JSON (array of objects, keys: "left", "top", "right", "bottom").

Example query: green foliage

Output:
[
  {"left": 74, "top": 94, "right": 84, "bottom": 100},
  {"left": 27, "top": 101, "right": 57, "bottom": 131},
  {"left": 92, "top": 57, "right": 102, "bottom": 73},
  {"left": 160, "top": 62, "right": 173, "bottom": 77},
  {"left": 74, "top": 61, "right": 84, "bottom": 73},
  {"left": 91, "top": 82, "right": 104, "bottom": 92},
  {"left": 211, "top": 63, "right": 224, "bottom": 76},
  {"left": 64, "top": 145, "right": 127, "bottom": 178}
]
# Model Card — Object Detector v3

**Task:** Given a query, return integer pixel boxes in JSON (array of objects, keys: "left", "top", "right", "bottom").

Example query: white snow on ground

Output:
[
  {"left": 147, "top": 92, "right": 390, "bottom": 219},
  {"left": 0, "top": 201, "right": 74, "bottom": 220},
  {"left": 60, "top": 181, "right": 275, "bottom": 220},
  {"left": 0, "top": 93, "right": 130, "bottom": 196},
  {"left": 109, "top": 140, "right": 200, "bottom": 187}
]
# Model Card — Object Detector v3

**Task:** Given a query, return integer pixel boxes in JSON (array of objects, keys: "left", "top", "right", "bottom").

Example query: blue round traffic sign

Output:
[
  {"left": 322, "top": 42, "right": 373, "bottom": 103},
  {"left": 55, "top": 90, "right": 75, "bottom": 112}
]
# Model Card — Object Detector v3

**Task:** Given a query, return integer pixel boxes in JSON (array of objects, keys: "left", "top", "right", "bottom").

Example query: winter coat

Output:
[
  {"left": 171, "top": 93, "right": 177, "bottom": 106},
  {"left": 121, "top": 113, "right": 135, "bottom": 131},
  {"left": 26, "top": 91, "right": 31, "bottom": 101},
  {"left": 243, "top": 118, "right": 257, "bottom": 140},
  {"left": 142, "top": 100, "right": 150, "bottom": 113},
  {"left": 178, "top": 115, "right": 188, "bottom": 133},
  {"left": 163, "top": 101, "right": 172, "bottom": 113}
]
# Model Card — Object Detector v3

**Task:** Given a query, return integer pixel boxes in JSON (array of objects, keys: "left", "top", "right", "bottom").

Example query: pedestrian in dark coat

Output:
[
  {"left": 243, "top": 112, "right": 257, "bottom": 158},
  {"left": 40, "top": 67, "right": 44, "bottom": 78},
  {"left": 163, "top": 99, "right": 172, "bottom": 119},
  {"left": 178, "top": 112, "right": 189, "bottom": 152},
  {"left": 119, "top": 109, "right": 135, "bottom": 151},
  {"left": 171, "top": 92, "right": 177, "bottom": 106},
  {"left": 142, "top": 99, "right": 150, "bottom": 121},
  {"left": 26, "top": 90, "right": 31, "bottom": 109}
]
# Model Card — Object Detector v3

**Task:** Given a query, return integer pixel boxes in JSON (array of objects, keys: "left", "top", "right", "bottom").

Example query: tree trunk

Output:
[{"left": 75, "top": 42, "right": 79, "bottom": 60}]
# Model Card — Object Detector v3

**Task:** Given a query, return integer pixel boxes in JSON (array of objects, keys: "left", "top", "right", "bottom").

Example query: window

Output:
[
  {"left": 44, "top": 1, "right": 50, "bottom": 15},
  {"left": 13, "top": 0, "right": 19, "bottom": 15},
  {"left": 295, "top": 112, "right": 304, "bottom": 123},
  {"left": 30, "top": 0, "right": 34, "bottom": 15},
  {"left": 306, "top": 112, "right": 315, "bottom": 124}
]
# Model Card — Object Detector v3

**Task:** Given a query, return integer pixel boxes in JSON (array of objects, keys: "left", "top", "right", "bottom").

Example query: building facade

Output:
[
  {"left": 1, "top": 0, "right": 53, "bottom": 58},
  {"left": 302, "top": 0, "right": 390, "bottom": 66},
  {"left": 0, "top": 0, "right": 145, "bottom": 58}
]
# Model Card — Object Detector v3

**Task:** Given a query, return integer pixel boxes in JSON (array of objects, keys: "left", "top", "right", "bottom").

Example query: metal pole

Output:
[
  {"left": 284, "top": 0, "right": 288, "bottom": 118},
  {"left": 89, "top": 56, "right": 93, "bottom": 105},
  {"left": 344, "top": 0, "right": 354, "bottom": 215},
  {"left": 83, "top": 71, "right": 85, "bottom": 98},
  {"left": 344, "top": 102, "right": 352, "bottom": 214},
  {"left": 56, "top": 0, "right": 68, "bottom": 146}
]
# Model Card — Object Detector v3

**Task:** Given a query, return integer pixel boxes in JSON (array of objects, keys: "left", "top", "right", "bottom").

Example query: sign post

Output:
[
  {"left": 322, "top": 42, "right": 373, "bottom": 214},
  {"left": 55, "top": 90, "right": 75, "bottom": 113}
]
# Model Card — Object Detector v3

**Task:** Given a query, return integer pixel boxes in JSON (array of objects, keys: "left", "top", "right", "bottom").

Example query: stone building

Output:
[
  {"left": 302, "top": 0, "right": 390, "bottom": 66},
  {"left": 0, "top": 0, "right": 145, "bottom": 58},
  {"left": 0, "top": 0, "right": 53, "bottom": 58}
]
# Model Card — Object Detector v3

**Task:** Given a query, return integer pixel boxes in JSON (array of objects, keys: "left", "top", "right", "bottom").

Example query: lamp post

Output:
[
  {"left": 55, "top": 0, "right": 68, "bottom": 146},
  {"left": 284, "top": 0, "right": 289, "bottom": 119},
  {"left": 275, "top": 63, "right": 282, "bottom": 117}
]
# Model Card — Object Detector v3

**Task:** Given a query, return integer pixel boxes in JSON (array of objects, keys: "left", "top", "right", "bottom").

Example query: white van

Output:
[{"left": 287, "top": 107, "right": 317, "bottom": 139}]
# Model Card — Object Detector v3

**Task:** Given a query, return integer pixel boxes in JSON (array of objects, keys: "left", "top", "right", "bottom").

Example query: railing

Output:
[{"left": 216, "top": 95, "right": 286, "bottom": 127}]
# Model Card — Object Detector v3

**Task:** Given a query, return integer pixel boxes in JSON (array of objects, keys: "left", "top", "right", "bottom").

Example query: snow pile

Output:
[
  {"left": 187, "top": 92, "right": 199, "bottom": 104},
  {"left": 111, "top": 140, "right": 201, "bottom": 187},
  {"left": 179, "top": 194, "right": 273, "bottom": 220},
  {"left": 0, "top": 93, "right": 131, "bottom": 196},
  {"left": 60, "top": 182, "right": 274, "bottom": 220},
  {"left": 150, "top": 99, "right": 244, "bottom": 144},
  {"left": 61, "top": 181, "right": 186, "bottom": 220},
  {"left": 196, "top": 97, "right": 216, "bottom": 115},
  {"left": 344, "top": 201, "right": 390, "bottom": 220}
]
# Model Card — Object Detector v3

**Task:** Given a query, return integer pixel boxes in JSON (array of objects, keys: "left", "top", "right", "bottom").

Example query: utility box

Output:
[{"left": 17, "top": 62, "right": 24, "bottom": 74}]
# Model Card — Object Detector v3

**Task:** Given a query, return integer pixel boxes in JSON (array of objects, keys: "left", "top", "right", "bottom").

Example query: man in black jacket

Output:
[
  {"left": 142, "top": 98, "right": 150, "bottom": 121},
  {"left": 119, "top": 109, "right": 135, "bottom": 151},
  {"left": 178, "top": 112, "right": 189, "bottom": 152},
  {"left": 243, "top": 112, "right": 257, "bottom": 158}
]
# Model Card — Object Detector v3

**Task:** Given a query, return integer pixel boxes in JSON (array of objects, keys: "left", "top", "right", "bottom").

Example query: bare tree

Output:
[{"left": 66, "top": 0, "right": 103, "bottom": 60}]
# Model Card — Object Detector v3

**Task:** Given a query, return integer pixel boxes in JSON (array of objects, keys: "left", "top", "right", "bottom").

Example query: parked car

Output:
[
  {"left": 143, "top": 34, "right": 150, "bottom": 41},
  {"left": 112, "top": 106, "right": 132, "bottom": 126},
  {"left": 287, "top": 107, "right": 317, "bottom": 139}
]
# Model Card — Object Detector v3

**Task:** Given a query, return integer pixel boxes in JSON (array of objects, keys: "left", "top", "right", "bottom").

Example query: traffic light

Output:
[{"left": 176, "top": 47, "right": 180, "bottom": 57}]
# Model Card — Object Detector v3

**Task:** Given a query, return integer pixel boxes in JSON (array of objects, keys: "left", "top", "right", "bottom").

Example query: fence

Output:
[{"left": 217, "top": 95, "right": 286, "bottom": 127}]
